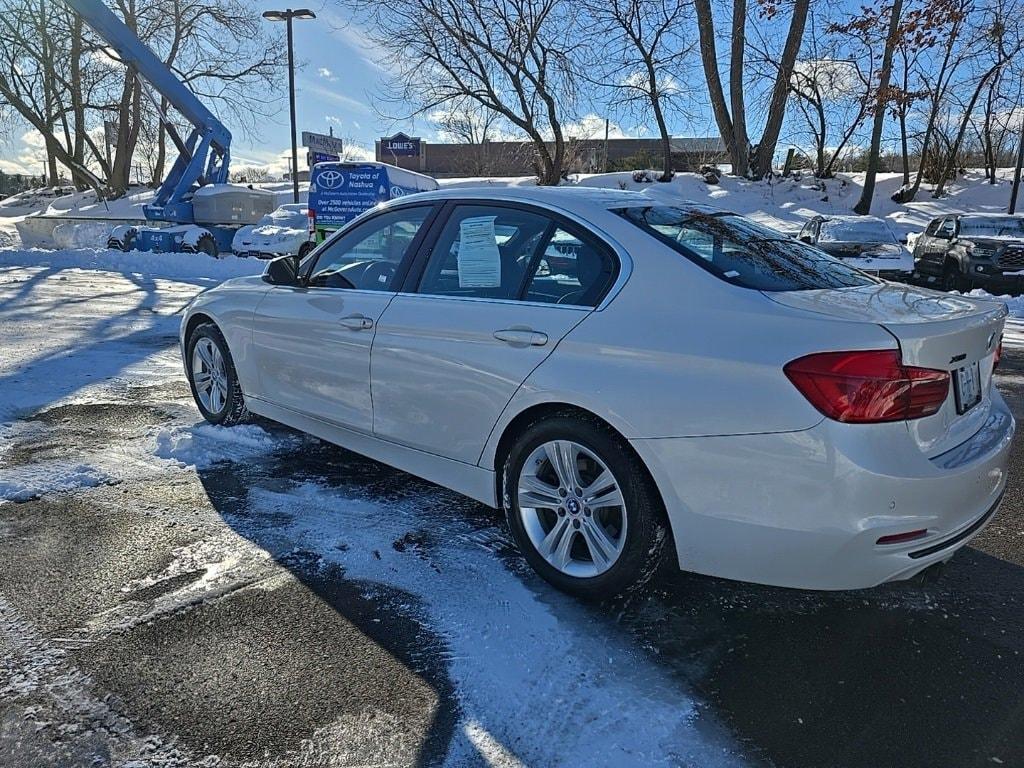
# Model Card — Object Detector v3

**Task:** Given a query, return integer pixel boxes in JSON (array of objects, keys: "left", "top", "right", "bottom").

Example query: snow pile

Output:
[
  {"left": 0, "top": 462, "right": 111, "bottom": 503},
  {"left": 152, "top": 423, "right": 287, "bottom": 468},
  {"left": 52, "top": 220, "right": 117, "bottom": 249},
  {"left": 0, "top": 247, "right": 266, "bottom": 282},
  {"left": 963, "top": 288, "right": 1024, "bottom": 318}
]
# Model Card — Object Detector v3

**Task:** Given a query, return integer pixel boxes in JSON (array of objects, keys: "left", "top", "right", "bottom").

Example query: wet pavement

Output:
[{"left": 1, "top": 339, "right": 1024, "bottom": 766}]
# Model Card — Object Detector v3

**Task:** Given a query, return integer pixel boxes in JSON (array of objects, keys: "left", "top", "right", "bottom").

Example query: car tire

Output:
[
  {"left": 502, "top": 414, "right": 667, "bottom": 600},
  {"left": 185, "top": 323, "right": 249, "bottom": 426},
  {"left": 941, "top": 260, "right": 968, "bottom": 292}
]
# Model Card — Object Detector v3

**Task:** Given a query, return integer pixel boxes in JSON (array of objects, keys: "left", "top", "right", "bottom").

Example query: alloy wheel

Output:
[
  {"left": 517, "top": 440, "right": 628, "bottom": 578},
  {"left": 191, "top": 338, "right": 229, "bottom": 414}
]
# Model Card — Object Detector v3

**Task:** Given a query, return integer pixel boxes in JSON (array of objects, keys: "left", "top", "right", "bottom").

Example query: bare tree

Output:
[
  {"left": 932, "top": 5, "right": 1023, "bottom": 195},
  {"left": 584, "top": 0, "right": 695, "bottom": 181},
  {"left": 0, "top": 0, "right": 282, "bottom": 196},
  {"left": 340, "top": 0, "right": 581, "bottom": 185},
  {"left": 694, "top": 0, "right": 810, "bottom": 178},
  {"left": 845, "top": 0, "right": 904, "bottom": 214}
]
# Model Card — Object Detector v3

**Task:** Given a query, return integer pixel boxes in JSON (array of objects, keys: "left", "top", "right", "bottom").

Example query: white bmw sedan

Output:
[{"left": 180, "top": 187, "right": 1014, "bottom": 598}]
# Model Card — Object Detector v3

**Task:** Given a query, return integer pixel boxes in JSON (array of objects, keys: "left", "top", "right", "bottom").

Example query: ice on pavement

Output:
[
  {"left": 242, "top": 481, "right": 745, "bottom": 768},
  {"left": 153, "top": 423, "right": 291, "bottom": 468}
]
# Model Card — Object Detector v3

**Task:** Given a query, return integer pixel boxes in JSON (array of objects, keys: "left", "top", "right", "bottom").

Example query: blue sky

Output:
[{"left": 232, "top": 0, "right": 394, "bottom": 173}]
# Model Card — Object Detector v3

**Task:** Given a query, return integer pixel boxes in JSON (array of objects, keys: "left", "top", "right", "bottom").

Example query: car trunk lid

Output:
[{"left": 765, "top": 283, "right": 1006, "bottom": 457}]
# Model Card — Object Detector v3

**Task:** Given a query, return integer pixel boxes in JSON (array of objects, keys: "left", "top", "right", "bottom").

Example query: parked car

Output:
[
  {"left": 181, "top": 187, "right": 1013, "bottom": 599},
  {"left": 231, "top": 204, "right": 311, "bottom": 259},
  {"left": 912, "top": 213, "right": 1024, "bottom": 292},
  {"left": 797, "top": 215, "right": 911, "bottom": 280}
]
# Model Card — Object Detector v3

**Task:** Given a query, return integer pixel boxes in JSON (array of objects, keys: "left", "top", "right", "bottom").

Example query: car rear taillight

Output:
[
  {"left": 308, "top": 209, "right": 316, "bottom": 237},
  {"left": 994, "top": 337, "right": 1003, "bottom": 370},
  {"left": 784, "top": 350, "right": 950, "bottom": 424}
]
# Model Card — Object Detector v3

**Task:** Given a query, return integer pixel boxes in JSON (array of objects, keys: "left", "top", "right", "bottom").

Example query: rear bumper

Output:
[{"left": 631, "top": 390, "right": 1014, "bottom": 590}]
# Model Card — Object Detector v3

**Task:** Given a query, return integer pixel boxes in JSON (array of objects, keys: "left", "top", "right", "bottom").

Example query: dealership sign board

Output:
[
  {"left": 301, "top": 131, "right": 345, "bottom": 155},
  {"left": 381, "top": 132, "right": 421, "bottom": 157}
]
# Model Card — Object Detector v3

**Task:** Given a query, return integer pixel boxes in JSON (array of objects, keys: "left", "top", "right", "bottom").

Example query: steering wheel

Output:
[{"left": 360, "top": 261, "right": 396, "bottom": 290}]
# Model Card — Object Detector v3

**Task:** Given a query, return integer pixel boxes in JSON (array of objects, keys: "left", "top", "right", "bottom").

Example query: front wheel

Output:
[
  {"left": 185, "top": 323, "right": 249, "bottom": 425},
  {"left": 503, "top": 415, "right": 667, "bottom": 599}
]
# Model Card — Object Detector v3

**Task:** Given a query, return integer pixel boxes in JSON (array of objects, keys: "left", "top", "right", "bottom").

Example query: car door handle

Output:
[
  {"left": 493, "top": 328, "right": 548, "bottom": 347},
  {"left": 340, "top": 314, "right": 374, "bottom": 330}
]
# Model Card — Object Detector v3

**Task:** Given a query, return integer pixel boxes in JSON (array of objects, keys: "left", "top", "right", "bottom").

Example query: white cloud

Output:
[
  {"left": 318, "top": 67, "right": 337, "bottom": 82},
  {"left": 792, "top": 59, "right": 861, "bottom": 100},
  {"left": 562, "top": 114, "right": 632, "bottom": 141},
  {"left": 620, "top": 71, "right": 682, "bottom": 96},
  {"left": 0, "top": 130, "right": 50, "bottom": 176}
]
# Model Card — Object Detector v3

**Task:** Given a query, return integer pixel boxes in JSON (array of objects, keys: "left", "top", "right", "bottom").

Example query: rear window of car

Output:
[{"left": 613, "top": 206, "right": 878, "bottom": 291}]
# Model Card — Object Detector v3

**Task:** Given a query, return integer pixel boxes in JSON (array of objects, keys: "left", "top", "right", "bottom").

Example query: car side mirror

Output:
[{"left": 264, "top": 254, "right": 302, "bottom": 286}]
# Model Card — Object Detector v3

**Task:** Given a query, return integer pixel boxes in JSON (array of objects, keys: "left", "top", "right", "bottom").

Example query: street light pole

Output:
[{"left": 262, "top": 8, "right": 316, "bottom": 204}]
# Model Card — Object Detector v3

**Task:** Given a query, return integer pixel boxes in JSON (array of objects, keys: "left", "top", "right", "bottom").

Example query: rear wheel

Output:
[
  {"left": 503, "top": 415, "right": 667, "bottom": 599},
  {"left": 186, "top": 323, "right": 249, "bottom": 425}
]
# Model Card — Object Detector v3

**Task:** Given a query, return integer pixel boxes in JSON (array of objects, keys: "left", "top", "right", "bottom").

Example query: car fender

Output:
[{"left": 180, "top": 275, "right": 272, "bottom": 395}]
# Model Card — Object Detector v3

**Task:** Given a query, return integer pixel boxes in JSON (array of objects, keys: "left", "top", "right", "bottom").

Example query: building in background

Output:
[{"left": 375, "top": 133, "right": 726, "bottom": 178}]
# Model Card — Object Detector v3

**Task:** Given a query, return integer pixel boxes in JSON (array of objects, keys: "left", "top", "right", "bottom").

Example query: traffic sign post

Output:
[{"left": 302, "top": 131, "right": 345, "bottom": 156}]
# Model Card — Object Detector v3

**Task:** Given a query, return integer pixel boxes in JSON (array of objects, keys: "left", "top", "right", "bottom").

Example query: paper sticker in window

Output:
[{"left": 457, "top": 216, "right": 501, "bottom": 288}]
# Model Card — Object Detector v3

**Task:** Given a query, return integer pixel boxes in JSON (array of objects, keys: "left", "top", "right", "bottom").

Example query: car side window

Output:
[
  {"left": 938, "top": 218, "right": 956, "bottom": 239},
  {"left": 523, "top": 227, "right": 617, "bottom": 306},
  {"left": 925, "top": 219, "right": 941, "bottom": 237},
  {"left": 417, "top": 205, "right": 553, "bottom": 300},
  {"left": 307, "top": 206, "right": 432, "bottom": 290}
]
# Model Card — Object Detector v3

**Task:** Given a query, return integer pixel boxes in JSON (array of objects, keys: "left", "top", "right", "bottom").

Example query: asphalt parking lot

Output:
[{"left": 2, "top": 318, "right": 1024, "bottom": 767}]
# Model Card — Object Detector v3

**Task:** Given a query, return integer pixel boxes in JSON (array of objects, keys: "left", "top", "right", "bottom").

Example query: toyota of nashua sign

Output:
[{"left": 381, "top": 132, "right": 421, "bottom": 157}]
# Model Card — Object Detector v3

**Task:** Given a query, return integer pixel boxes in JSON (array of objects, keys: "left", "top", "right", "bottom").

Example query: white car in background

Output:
[
  {"left": 181, "top": 187, "right": 1013, "bottom": 598},
  {"left": 798, "top": 215, "right": 912, "bottom": 280},
  {"left": 231, "top": 203, "right": 311, "bottom": 259}
]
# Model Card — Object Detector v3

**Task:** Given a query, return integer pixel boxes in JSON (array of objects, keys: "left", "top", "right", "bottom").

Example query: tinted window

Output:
[
  {"left": 938, "top": 218, "right": 957, "bottom": 238},
  {"left": 308, "top": 206, "right": 432, "bottom": 290},
  {"left": 925, "top": 219, "right": 942, "bottom": 236},
  {"left": 524, "top": 227, "right": 616, "bottom": 306},
  {"left": 417, "top": 205, "right": 616, "bottom": 305},
  {"left": 614, "top": 206, "right": 877, "bottom": 292}
]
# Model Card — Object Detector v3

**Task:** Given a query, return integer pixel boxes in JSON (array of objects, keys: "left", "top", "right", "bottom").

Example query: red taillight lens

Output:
[
  {"left": 307, "top": 209, "right": 316, "bottom": 237},
  {"left": 784, "top": 350, "right": 950, "bottom": 423},
  {"left": 994, "top": 337, "right": 1003, "bottom": 370}
]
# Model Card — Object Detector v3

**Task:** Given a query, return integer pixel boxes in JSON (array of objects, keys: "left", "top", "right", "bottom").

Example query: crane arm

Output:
[{"left": 63, "top": 0, "right": 233, "bottom": 222}]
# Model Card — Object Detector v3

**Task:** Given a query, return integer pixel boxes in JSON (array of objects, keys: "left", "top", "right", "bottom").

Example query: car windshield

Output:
[
  {"left": 262, "top": 206, "right": 307, "bottom": 228},
  {"left": 959, "top": 217, "right": 1024, "bottom": 238},
  {"left": 613, "top": 206, "right": 877, "bottom": 291},
  {"left": 819, "top": 219, "right": 896, "bottom": 243}
]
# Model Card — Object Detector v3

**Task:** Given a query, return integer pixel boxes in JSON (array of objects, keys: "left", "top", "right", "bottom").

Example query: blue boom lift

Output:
[{"left": 64, "top": 0, "right": 274, "bottom": 256}]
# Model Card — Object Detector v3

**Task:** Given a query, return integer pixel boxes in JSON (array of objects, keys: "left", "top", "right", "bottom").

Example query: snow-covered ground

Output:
[{"left": 0, "top": 245, "right": 747, "bottom": 766}]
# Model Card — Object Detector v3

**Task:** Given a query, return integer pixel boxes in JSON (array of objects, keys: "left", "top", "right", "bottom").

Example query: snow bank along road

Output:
[{"left": 1, "top": 248, "right": 1023, "bottom": 768}]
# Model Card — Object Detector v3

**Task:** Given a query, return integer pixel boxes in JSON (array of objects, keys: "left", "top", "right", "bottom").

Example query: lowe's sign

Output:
[{"left": 381, "top": 132, "right": 421, "bottom": 157}]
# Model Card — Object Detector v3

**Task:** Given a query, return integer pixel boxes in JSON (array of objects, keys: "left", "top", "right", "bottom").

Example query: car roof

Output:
[{"left": 387, "top": 184, "right": 733, "bottom": 218}]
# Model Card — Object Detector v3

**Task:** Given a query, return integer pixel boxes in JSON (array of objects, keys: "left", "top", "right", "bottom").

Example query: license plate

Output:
[{"left": 954, "top": 361, "right": 982, "bottom": 414}]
